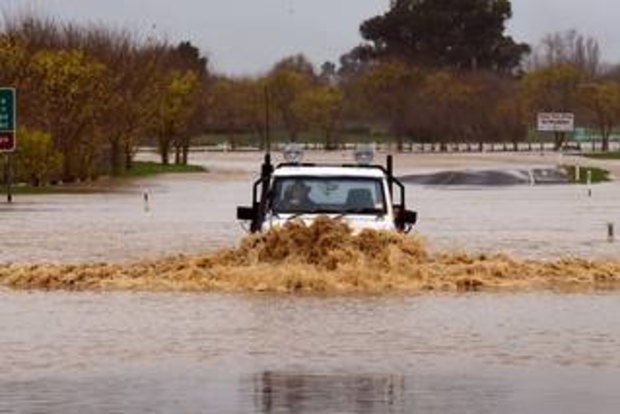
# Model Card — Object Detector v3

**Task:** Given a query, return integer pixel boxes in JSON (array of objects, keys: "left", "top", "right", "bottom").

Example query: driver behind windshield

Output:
[{"left": 279, "top": 180, "right": 315, "bottom": 212}]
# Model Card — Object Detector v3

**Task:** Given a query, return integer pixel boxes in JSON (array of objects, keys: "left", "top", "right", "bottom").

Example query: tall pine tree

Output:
[{"left": 358, "top": 0, "right": 529, "bottom": 72}]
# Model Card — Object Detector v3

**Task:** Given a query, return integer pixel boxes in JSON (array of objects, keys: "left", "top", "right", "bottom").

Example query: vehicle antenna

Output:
[
  {"left": 264, "top": 85, "right": 271, "bottom": 154},
  {"left": 387, "top": 154, "right": 394, "bottom": 197}
]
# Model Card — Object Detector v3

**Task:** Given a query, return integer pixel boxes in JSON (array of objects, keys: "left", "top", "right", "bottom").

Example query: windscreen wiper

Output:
[
  {"left": 284, "top": 208, "right": 323, "bottom": 221},
  {"left": 334, "top": 208, "right": 385, "bottom": 219},
  {"left": 276, "top": 207, "right": 383, "bottom": 221}
]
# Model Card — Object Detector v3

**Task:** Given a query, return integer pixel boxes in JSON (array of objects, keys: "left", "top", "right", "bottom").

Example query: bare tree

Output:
[{"left": 527, "top": 30, "right": 601, "bottom": 76}]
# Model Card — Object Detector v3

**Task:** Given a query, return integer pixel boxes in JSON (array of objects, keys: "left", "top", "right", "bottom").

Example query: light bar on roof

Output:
[
  {"left": 283, "top": 143, "right": 304, "bottom": 164},
  {"left": 354, "top": 143, "right": 375, "bottom": 165}
]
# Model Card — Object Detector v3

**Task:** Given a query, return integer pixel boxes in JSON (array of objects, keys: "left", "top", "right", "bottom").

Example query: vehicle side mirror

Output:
[
  {"left": 402, "top": 210, "right": 417, "bottom": 225},
  {"left": 237, "top": 206, "right": 256, "bottom": 221},
  {"left": 394, "top": 207, "right": 417, "bottom": 227}
]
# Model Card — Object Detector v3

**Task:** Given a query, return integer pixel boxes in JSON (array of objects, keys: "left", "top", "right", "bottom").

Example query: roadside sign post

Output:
[
  {"left": 0, "top": 87, "right": 16, "bottom": 203},
  {"left": 3, "top": 154, "right": 12, "bottom": 203},
  {"left": 537, "top": 112, "right": 575, "bottom": 151},
  {"left": 537, "top": 113, "right": 575, "bottom": 133}
]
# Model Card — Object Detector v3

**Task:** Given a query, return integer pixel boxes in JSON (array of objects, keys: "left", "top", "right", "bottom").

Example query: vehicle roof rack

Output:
[{"left": 276, "top": 162, "right": 386, "bottom": 170}]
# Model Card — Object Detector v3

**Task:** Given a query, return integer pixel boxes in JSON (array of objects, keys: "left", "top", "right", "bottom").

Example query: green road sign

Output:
[{"left": 0, "top": 87, "right": 16, "bottom": 152}]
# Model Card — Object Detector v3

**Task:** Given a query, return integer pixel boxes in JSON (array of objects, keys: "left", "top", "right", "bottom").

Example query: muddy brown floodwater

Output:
[
  {"left": 2, "top": 291, "right": 620, "bottom": 413},
  {"left": 1, "top": 150, "right": 620, "bottom": 413}
]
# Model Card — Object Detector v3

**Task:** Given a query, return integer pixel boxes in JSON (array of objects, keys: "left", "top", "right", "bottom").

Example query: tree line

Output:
[
  {"left": 210, "top": 1, "right": 620, "bottom": 153},
  {"left": 3, "top": 1, "right": 620, "bottom": 186},
  {"left": 0, "top": 16, "right": 207, "bottom": 185}
]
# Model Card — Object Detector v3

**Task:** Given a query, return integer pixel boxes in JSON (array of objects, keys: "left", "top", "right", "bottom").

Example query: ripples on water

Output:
[{"left": 2, "top": 291, "right": 620, "bottom": 413}]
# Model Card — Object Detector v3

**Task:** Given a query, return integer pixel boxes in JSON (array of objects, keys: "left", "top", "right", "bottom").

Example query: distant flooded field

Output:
[{"left": 1, "top": 150, "right": 619, "bottom": 413}]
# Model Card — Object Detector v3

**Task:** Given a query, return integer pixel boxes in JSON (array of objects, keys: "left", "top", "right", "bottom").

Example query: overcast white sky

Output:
[{"left": 3, "top": 0, "right": 620, "bottom": 75}]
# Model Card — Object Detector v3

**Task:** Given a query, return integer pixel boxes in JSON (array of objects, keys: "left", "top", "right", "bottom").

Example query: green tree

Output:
[
  {"left": 208, "top": 77, "right": 255, "bottom": 149},
  {"left": 453, "top": 72, "right": 519, "bottom": 150},
  {"left": 93, "top": 40, "right": 165, "bottom": 174},
  {"left": 521, "top": 64, "right": 587, "bottom": 150},
  {"left": 0, "top": 37, "right": 29, "bottom": 86},
  {"left": 294, "top": 86, "right": 344, "bottom": 149},
  {"left": 268, "top": 56, "right": 315, "bottom": 142},
  {"left": 170, "top": 41, "right": 209, "bottom": 75},
  {"left": 14, "top": 127, "right": 63, "bottom": 186},
  {"left": 359, "top": 0, "right": 529, "bottom": 72},
  {"left": 30, "top": 49, "right": 108, "bottom": 181},
  {"left": 495, "top": 95, "right": 527, "bottom": 150},
  {"left": 355, "top": 61, "right": 425, "bottom": 150},
  {"left": 1, "top": 15, "right": 212, "bottom": 176},
  {"left": 419, "top": 71, "right": 477, "bottom": 149},
  {"left": 168, "top": 41, "right": 209, "bottom": 164},
  {"left": 154, "top": 70, "right": 200, "bottom": 164},
  {"left": 578, "top": 82, "right": 620, "bottom": 152}
]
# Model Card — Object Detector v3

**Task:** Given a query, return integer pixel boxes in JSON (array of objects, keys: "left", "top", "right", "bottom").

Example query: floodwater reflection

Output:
[
  {"left": 253, "top": 372, "right": 405, "bottom": 414},
  {"left": 246, "top": 368, "right": 620, "bottom": 414}
]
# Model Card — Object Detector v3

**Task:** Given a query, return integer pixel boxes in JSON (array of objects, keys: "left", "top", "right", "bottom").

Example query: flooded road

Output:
[
  {"left": 2, "top": 291, "right": 620, "bottom": 413},
  {"left": 1, "top": 151, "right": 620, "bottom": 412},
  {"left": 0, "top": 151, "right": 618, "bottom": 263}
]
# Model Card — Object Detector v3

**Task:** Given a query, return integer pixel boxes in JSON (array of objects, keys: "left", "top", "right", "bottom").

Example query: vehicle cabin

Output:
[{"left": 237, "top": 150, "right": 417, "bottom": 233}]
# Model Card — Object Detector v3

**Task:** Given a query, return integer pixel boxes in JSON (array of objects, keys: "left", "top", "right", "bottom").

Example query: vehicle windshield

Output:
[{"left": 271, "top": 176, "right": 386, "bottom": 215}]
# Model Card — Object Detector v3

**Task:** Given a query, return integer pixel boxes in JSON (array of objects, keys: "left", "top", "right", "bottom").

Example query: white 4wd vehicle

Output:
[{"left": 237, "top": 151, "right": 417, "bottom": 233}]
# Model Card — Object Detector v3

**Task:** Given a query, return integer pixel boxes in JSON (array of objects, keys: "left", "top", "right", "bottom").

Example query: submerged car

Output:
[{"left": 237, "top": 148, "right": 417, "bottom": 233}]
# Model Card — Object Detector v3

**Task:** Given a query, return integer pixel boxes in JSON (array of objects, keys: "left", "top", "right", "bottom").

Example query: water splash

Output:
[{"left": 1, "top": 217, "right": 618, "bottom": 294}]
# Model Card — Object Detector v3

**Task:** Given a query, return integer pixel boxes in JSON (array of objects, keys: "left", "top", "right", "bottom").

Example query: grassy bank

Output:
[
  {"left": 0, "top": 161, "right": 207, "bottom": 195},
  {"left": 582, "top": 151, "right": 620, "bottom": 160},
  {"left": 563, "top": 165, "right": 611, "bottom": 184},
  {"left": 192, "top": 131, "right": 394, "bottom": 147},
  {"left": 120, "top": 161, "right": 206, "bottom": 178}
]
